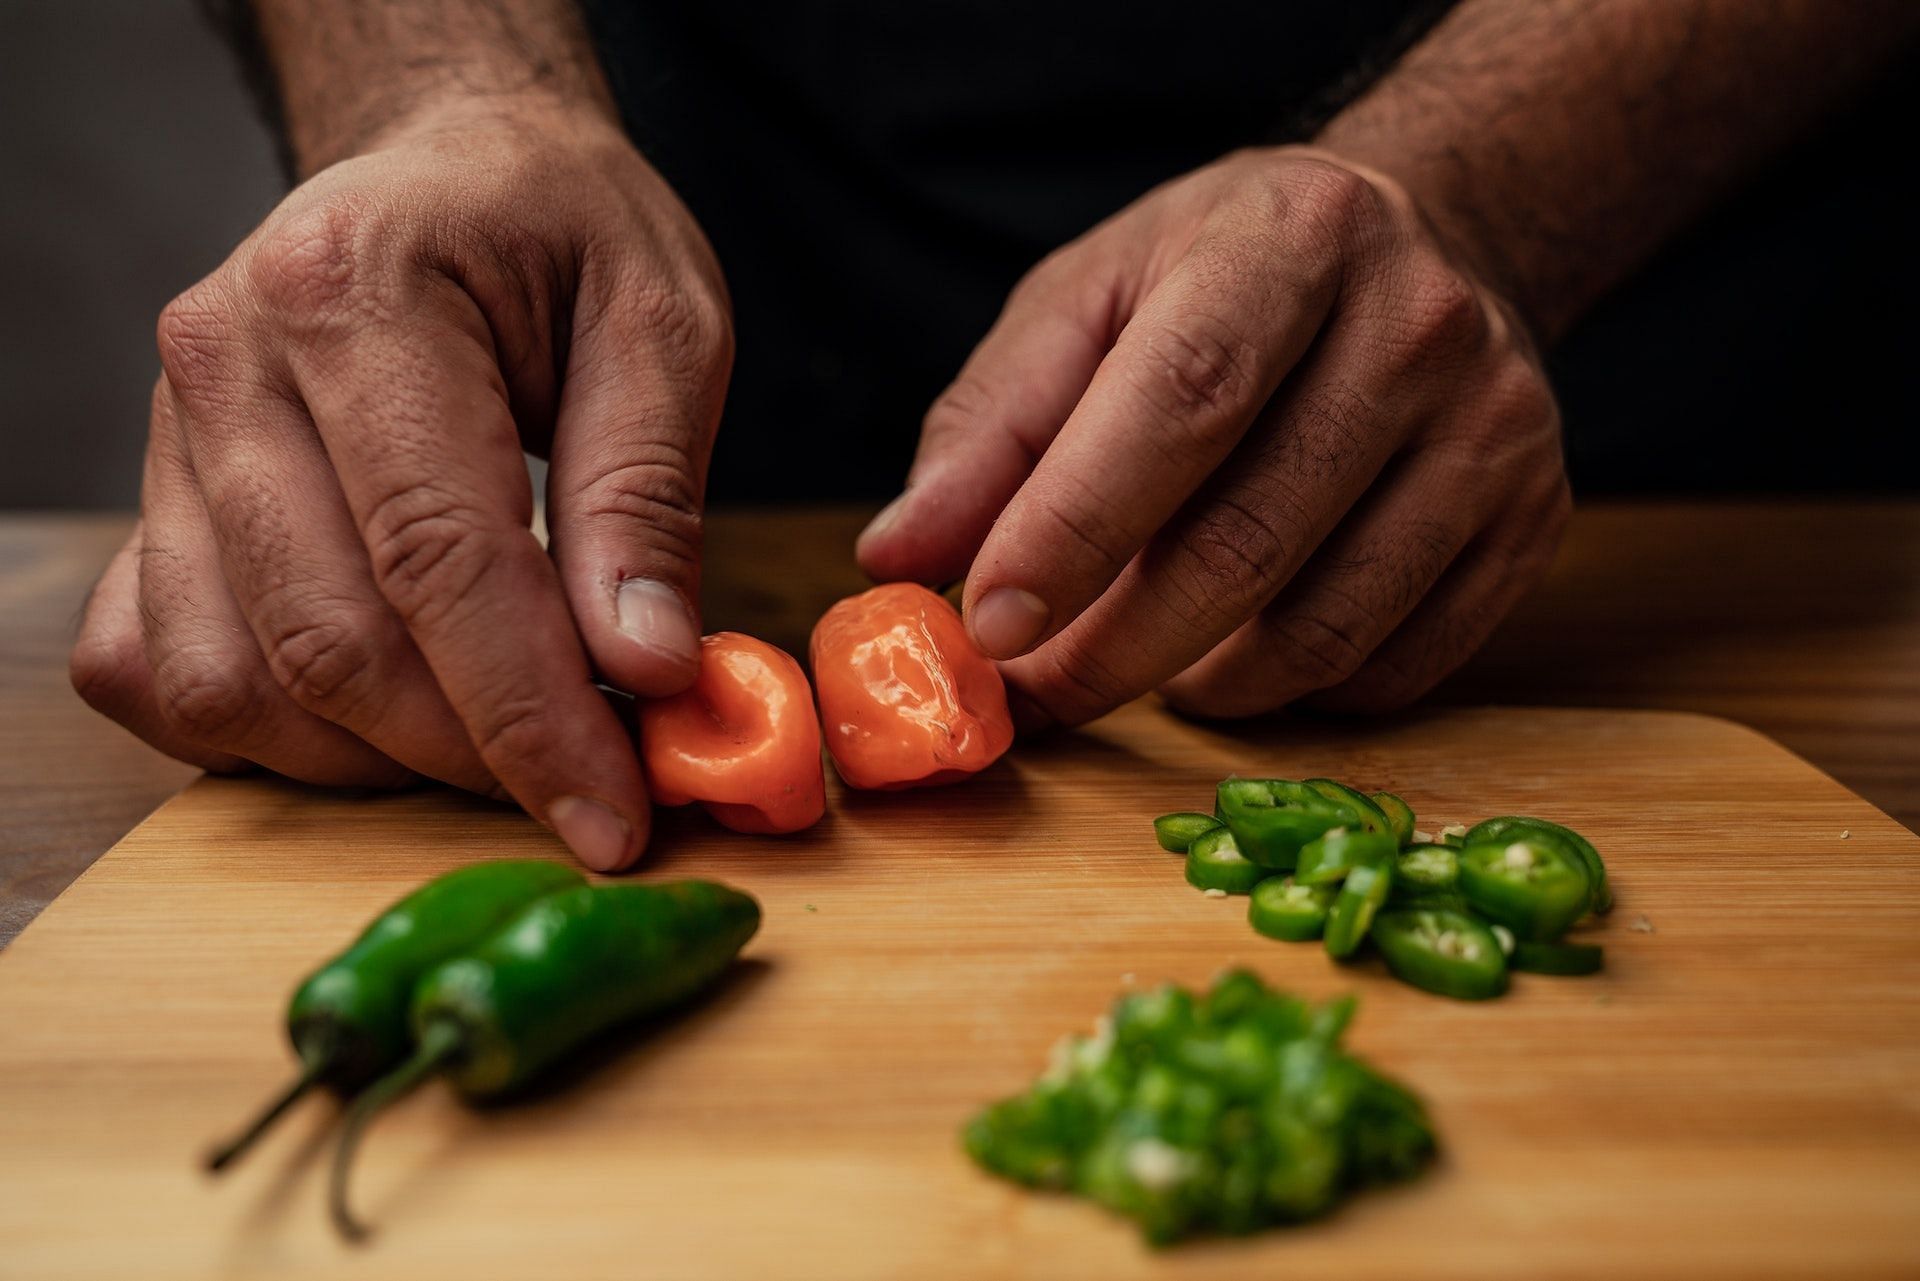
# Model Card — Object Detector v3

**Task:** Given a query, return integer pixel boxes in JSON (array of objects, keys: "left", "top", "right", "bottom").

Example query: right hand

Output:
[{"left": 69, "top": 98, "right": 734, "bottom": 871}]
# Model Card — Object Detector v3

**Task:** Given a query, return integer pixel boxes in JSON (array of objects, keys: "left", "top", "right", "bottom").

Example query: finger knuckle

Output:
[
  {"left": 155, "top": 283, "right": 235, "bottom": 393},
  {"left": 1024, "top": 643, "right": 1132, "bottom": 727},
  {"left": 1398, "top": 267, "right": 1488, "bottom": 360},
  {"left": 627, "top": 284, "right": 734, "bottom": 385},
  {"left": 263, "top": 615, "right": 381, "bottom": 717},
  {"left": 153, "top": 654, "right": 269, "bottom": 745},
  {"left": 470, "top": 692, "right": 551, "bottom": 765},
  {"left": 247, "top": 199, "right": 369, "bottom": 315},
  {"left": 362, "top": 483, "right": 503, "bottom": 629},
  {"left": 1129, "top": 309, "right": 1262, "bottom": 428},
  {"left": 1262, "top": 160, "right": 1379, "bottom": 256},
  {"left": 1179, "top": 494, "right": 1303, "bottom": 605},
  {"left": 1268, "top": 611, "right": 1371, "bottom": 688},
  {"left": 1034, "top": 471, "right": 1133, "bottom": 572},
  {"left": 922, "top": 373, "right": 1002, "bottom": 444},
  {"left": 576, "top": 447, "right": 705, "bottom": 571},
  {"left": 69, "top": 625, "right": 143, "bottom": 717}
]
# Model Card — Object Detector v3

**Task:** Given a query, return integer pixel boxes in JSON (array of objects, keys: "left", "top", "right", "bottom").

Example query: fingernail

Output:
[
  {"left": 855, "top": 493, "right": 910, "bottom": 559},
  {"left": 549, "top": 795, "right": 633, "bottom": 872},
  {"left": 970, "top": 587, "right": 1050, "bottom": 659},
  {"left": 616, "top": 578, "right": 699, "bottom": 667}
]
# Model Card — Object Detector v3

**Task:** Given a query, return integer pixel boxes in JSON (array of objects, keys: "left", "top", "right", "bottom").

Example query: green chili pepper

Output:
[
  {"left": 1215, "top": 780, "right": 1357, "bottom": 870},
  {"left": 205, "top": 859, "right": 585, "bottom": 1173},
  {"left": 329, "top": 880, "right": 759, "bottom": 1238},
  {"left": 1371, "top": 909, "right": 1509, "bottom": 1000},
  {"left": 1248, "top": 878, "right": 1336, "bottom": 941},
  {"left": 1467, "top": 816, "right": 1610, "bottom": 914},
  {"left": 1295, "top": 829, "right": 1398, "bottom": 886},
  {"left": 1303, "top": 780, "right": 1393, "bottom": 838},
  {"left": 1395, "top": 843, "right": 1459, "bottom": 892},
  {"left": 1458, "top": 838, "right": 1591, "bottom": 942},
  {"left": 965, "top": 971, "right": 1434, "bottom": 1243},
  {"left": 1369, "top": 792, "right": 1416, "bottom": 846},
  {"left": 1154, "top": 812, "right": 1223, "bottom": 853},
  {"left": 1510, "top": 940, "right": 1605, "bottom": 976},
  {"left": 1185, "top": 826, "right": 1269, "bottom": 895},
  {"left": 1323, "top": 861, "right": 1393, "bottom": 959}
]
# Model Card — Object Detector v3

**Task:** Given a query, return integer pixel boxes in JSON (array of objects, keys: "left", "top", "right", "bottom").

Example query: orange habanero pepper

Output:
[
  {"left": 638, "top": 632, "right": 826, "bottom": 834},
  {"left": 809, "top": 582, "right": 1014, "bottom": 790}
]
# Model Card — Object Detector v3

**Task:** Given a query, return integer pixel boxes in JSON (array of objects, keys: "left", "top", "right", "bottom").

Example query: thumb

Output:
[
  {"left": 854, "top": 246, "right": 1120, "bottom": 586},
  {"left": 547, "top": 266, "right": 733, "bottom": 699}
]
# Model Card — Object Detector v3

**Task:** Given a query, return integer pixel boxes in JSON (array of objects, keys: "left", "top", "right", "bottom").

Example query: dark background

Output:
[{"left": 3, "top": 0, "right": 1913, "bottom": 511}]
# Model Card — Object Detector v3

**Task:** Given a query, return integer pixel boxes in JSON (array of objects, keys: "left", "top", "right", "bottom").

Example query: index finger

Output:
[
  {"left": 288, "top": 279, "right": 650, "bottom": 871},
  {"left": 961, "top": 213, "right": 1342, "bottom": 661}
]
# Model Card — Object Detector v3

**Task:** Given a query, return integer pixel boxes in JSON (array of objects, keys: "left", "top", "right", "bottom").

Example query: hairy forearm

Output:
[
  {"left": 1319, "top": 0, "right": 1920, "bottom": 340},
  {"left": 212, "top": 0, "right": 615, "bottom": 176}
]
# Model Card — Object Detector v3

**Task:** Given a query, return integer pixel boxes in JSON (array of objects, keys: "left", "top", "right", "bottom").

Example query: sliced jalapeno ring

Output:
[
  {"left": 1295, "top": 829, "right": 1399, "bottom": 887},
  {"left": 1369, "top": 792, "right": 1416, "bottom": 846},
  {"left": 1467, "top": 816, "right": 1610, "bottom": 915},
  {"left": 1510, "top": 940, "right": 1604, "bottom": 976},
  {"left": 1304, "top": 779, "right": 1394, "bottom": 838},
  {"left": 1458, "top": 838, "right": 1591, "bottom": 942},
  {"left": 1154, "top": 812, "right": 1223, "bottom": 854},
  {"left": 1371, "top": 909, "right": 1509, "bottom": 1000},
  {"left": 1394, "top": 844, "right": 1459, "bottom": 892},
  {"left": 1248, "top": 877, "right": 1337, "bottom": 941},
  {"left": 1215, "top": 779, "right": 1357, "bottom": 870},
  {"left": 1323, "top": 861, "right": 1393, "bottom": 959},
  {"left": 1185, "top": 826, "right": 1270, "bottom": 895}
]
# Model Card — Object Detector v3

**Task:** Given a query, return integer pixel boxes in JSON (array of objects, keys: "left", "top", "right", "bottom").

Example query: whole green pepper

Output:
[
  {"left": 206, "top": 859, "right": 585, "bottom": 1172},
  {"left": 329, "top": 879, "right": 760, "bottom": 1238}
]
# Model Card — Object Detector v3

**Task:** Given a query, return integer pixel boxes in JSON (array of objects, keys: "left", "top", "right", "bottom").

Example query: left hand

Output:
[{"left": 855, "top": 145, "right": 1570, "bottom": 726}]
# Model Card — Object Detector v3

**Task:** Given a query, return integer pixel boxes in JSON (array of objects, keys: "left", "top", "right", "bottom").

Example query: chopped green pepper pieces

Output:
[
  {"left": 964, "top": 972, "right": 1436, "bottom": 1243},
  {"left": 1458, "top": 838, "right": 1591, "bottom": 941},
  {"left": 1371, "top": 909, "right": 1509, "bottom": 1000},
  {"left": 1215, "top": 779, "right": 1358, "bottom": 870},
  {"left": 1248, "top": 878, "right": 1337, "bottom": 941},
  {"left": 1369, "top": 792, "right": 1416, "bottom": 846},
  {"left": 1304, "top": 780, "right": 1394, "bottom": 838},
  {"left": 1295, "top": 828, "right": 1398, "bottom": 886},
  {"left": 1467, "top": 816, "right": 1610, "bottom": 914},
  {"left": 1395, "top": 843, "right": 1459, "bottom": 891},
  {"left": 1154, "top": 812, "right": 1223, "bottom": 853},
  {"left": 1510, "top": 940, "right": 1605, "bottom": 976},
  {"left": 1323, "top": 861, "right": 1393, "bottom": 959},
  {"left": 1185, "top": 827, "right": 1270, "bottom": 895}
]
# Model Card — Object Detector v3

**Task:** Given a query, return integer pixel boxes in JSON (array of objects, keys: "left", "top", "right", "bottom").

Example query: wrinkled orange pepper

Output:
[
  {"left": 810, "top": 582, "right": 1015, "bottom": 790},
  {"left": 638, "top": 632, "right": 826, "bottom": 834}
]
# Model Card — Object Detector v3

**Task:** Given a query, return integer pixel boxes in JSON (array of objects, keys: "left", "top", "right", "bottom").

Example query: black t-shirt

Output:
[{"left": 579, "top": 3, "right": 1919, "bottom": 500}]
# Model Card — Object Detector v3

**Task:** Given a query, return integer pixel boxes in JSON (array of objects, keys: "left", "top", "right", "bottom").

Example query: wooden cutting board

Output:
[{"left": 2, "top": 704, "right": 1916, "bottom": 1280}]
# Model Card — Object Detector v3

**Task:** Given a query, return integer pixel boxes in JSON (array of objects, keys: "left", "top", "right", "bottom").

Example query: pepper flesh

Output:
[
  {"left": 810, "top": 583, "right": 1014, "bottom": 790},
  {"left": 638, "top": 632, "right": 825, "bottom": 834}
]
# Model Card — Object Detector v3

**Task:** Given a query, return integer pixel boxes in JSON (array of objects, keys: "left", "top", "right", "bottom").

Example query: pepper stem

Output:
[
  {"left": 204, "top": 1055, "right": 326, "bottom": 1173},
  {"left": 328, "top": 1023, "right": 462, "bottom": 1242}
]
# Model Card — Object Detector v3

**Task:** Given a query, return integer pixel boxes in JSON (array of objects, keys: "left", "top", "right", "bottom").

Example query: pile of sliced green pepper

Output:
[
  {"left": 964, "top": 970, "right": 1434, "bottom": 1243},
  {"left": 1156, "top": 780, "right": 1611, "bottom": 1000}
]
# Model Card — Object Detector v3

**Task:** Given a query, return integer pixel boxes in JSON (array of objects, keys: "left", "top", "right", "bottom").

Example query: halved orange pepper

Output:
[
  {"left": 810, "top": 582, "right": 1014, "bottom": 790},
  {"left": 638, "top": 632, "right": 826, "bottom": 834}
]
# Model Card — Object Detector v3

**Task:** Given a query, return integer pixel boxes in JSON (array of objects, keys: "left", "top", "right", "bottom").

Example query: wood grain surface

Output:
[
  {"left": 1, "top": 704, "right": 1915, "bottom": 1280},
  {"left": 4, "top": 502, "right": 1916, "bottom": 948}
]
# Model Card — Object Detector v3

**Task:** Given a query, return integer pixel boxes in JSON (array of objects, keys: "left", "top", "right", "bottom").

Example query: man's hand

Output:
[
  {"left": 858, "top": 146, "right": 1567, "bottom": 725},
  {"left": 70, "top": 97, "right": 732, "bottom": 870}
]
